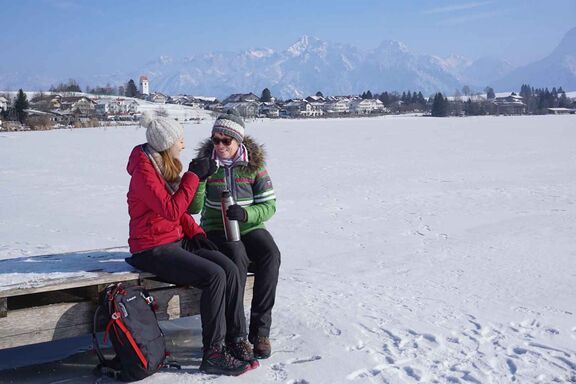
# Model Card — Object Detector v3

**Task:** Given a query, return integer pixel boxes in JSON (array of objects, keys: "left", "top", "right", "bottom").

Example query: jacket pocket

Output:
[{"left": 149, "top": 216, "right": 176, "bottom": 236}]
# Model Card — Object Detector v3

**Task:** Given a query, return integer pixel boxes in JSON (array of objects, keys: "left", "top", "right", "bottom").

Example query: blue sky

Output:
[{"left": 1, "top": 0, "right": 575, "bottom": 78}]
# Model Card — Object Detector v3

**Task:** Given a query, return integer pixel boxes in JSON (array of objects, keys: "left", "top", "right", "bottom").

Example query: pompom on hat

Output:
[
  {"left": 140, "top": 113, "right": 184, "bottom": 152},
  {"left": 212, "top": 109, "right": 245, "bottom": 143}
]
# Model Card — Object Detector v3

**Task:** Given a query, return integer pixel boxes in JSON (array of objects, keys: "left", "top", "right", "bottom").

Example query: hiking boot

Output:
[
  {"left": 199, "top": 345, "right": 250, "bottom": 376},
  {"left": 227, "top": 338, "right": 260, "bottom": 369},
  {"left": 251, "top": 336, "right": 272, "bottom": 359}
]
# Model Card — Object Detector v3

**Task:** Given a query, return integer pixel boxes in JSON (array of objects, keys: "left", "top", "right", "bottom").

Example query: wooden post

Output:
[{"left": 0, "top": 298, "right": 6, "bottom": 318}]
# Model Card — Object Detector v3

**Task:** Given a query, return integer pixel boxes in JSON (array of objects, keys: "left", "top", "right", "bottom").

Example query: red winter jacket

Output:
[{"left": 127, "top": 145, "right": 205, "bottom": 253}]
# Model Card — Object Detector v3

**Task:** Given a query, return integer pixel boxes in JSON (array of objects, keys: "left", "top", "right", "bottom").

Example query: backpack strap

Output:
[
  {"left": 93, "top": 304, "right": 124, "bottom": 380},
  {"left": 92, "top": 305, "right": 107, "bottom": 366}
]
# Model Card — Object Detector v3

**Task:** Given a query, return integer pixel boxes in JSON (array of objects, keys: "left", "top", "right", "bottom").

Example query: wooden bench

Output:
[{"left": 0, "top": 247, "right": 254, "bottom": 350}]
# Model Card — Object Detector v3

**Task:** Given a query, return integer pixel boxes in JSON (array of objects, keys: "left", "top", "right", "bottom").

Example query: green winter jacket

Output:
[{"left": 188, "top": 136, "right": 276, "bottom": 235}]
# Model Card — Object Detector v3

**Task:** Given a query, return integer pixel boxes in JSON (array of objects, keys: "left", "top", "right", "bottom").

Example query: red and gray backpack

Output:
[{"left": 92, "top": 283, "right": 169, "bottom": 382}]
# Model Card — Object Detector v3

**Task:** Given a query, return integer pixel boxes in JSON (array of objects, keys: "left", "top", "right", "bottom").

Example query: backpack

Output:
[{"left": 92, "top": 282, "right": 167, "bottom": 382}]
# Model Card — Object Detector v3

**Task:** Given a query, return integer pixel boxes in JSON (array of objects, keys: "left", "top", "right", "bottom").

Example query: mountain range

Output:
[{"left": 1, "top": 28, "right": 575, "bottom": 98}]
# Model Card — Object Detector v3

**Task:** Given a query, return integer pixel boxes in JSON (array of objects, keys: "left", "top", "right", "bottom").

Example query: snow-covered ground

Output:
[
  {"left": 131, "top": 98, "right": 213, "bottom": 122},
  {"left": 0, "top": 115, "right": 575, "bottom": 383}
]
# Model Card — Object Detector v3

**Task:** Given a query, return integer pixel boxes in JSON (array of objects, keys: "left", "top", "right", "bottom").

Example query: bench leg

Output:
[{"left": 0, "top": 298, "right": 6, "bottom": 318}]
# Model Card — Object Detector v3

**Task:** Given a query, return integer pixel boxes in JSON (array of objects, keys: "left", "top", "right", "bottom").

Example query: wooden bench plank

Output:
[
  {"left": 0, "top": 247, "right": 141, "bottom": 298},
  {"left": 0, "top": 276, "right": 254, "bottom": 350},
  {"left": 0, "top": 248, "right": 255, "bottom": 350}
]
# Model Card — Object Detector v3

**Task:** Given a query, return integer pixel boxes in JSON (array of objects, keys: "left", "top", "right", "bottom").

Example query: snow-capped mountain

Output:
[
  {"left": 2, "top": 29, "right": 575, "bottom": 97},
  {"left": 437, "top": 55, "right": 514, "bottom": 89},
  {"left": 133, "top": 35, "right": 465, "bottom": 98},
  {"left": 494, "top": 27, "right": 576, "bottom": 91}
]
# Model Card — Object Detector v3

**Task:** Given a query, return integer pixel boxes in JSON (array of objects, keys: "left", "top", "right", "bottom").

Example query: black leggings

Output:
[
  {"left": 126, "top": 240, "right": 246, "bottom": 349},
  {"left": 208, "top": 228, "right": 281, "bottom": 340}
]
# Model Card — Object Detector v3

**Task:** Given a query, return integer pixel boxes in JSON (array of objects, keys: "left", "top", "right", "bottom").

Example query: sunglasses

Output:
[{"left": 212, "top": 136, "right": 233, "bottom": 146}]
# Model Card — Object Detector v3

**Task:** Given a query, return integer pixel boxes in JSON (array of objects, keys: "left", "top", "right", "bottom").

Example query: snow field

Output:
[{"left": 0, "top": 115, "right": 574, "bottom": 383}]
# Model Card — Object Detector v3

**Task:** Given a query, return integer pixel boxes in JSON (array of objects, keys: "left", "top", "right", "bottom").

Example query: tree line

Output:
[{"left": 47, "top": 78, "right": 140, "bottom": 98}]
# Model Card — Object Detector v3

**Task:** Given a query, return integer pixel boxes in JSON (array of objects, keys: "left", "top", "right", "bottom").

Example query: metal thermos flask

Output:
[{"left": 221, "top": 190, "right": 241, "bottom": 241}]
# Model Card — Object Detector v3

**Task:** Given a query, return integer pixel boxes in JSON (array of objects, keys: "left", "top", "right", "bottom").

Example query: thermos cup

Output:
[{"left": 221, "top": 190, "right": 241, "bottom": 241}]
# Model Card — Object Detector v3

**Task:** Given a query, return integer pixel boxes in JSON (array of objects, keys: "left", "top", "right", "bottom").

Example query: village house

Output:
[
  {"left": 283, "top": 99, "right": 314, "bottom": 118},
  {"left": 222, "top": 93, "right": 260, "bottom": 104},
  {"left": 492, "top": 94, "right": 526, "bottom": 115},
  {"left": 547, "top": 107, "right": 575, "bottom": 114},
  {"left": 306, "top": 95, "right": 325, "bottom": 103},
  {"left": 168, "top": 95, "right": 189, "bottom": 105},
  {"left": 324, "top": 97, "right": 351, "bottom": 115},
  {"left": 350, "top": 98, "right": 384, "bottom": 114},
  {"left": 60, "top": 96, "right": 97, "bottom": 116},
  {"left": 259, "top": 102, "right": 280, "bottom": 118},
  {"left": 223, "top": 101, "right": 259, "bottom": 118},
  {"left": 206, "top": 101, "right": 225, "bottom": 113},
  {"left": 23, "top": 109, "right": 67, "bottom": 129},
  {"left": 308, "top": 102, "right": 325, "bottom": 117},
  {"left": 0, "top": 96, "right": 8, "bottom": 112},
  {"left": 147, "top": 92, "right": 168, "bottom": 104},
  {"left": 95, "top": 98, "right": 139, "bottom": 117},
  {"left": 29, "top": 94, "right": 62, "bottom": 111}
]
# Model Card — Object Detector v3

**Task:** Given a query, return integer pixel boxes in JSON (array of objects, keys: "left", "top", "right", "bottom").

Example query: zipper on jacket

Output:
[{"left": 224, "top": 166, "right": 238, "bottom": 201}]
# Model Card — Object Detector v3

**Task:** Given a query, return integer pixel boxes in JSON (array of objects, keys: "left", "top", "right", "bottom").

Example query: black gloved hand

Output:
[
  {"left": 227, "top": 204, "right": 247, "bottom": 222},
  {"left": 183, "top": 234, "right": 219, "bottom": 251},
  {"left": 188, "top": 157, "right": 217, "bottom": 181}
]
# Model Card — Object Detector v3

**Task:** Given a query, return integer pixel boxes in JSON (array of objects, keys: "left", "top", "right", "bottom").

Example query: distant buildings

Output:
[
  {"left": 491, "top": 94, "right": 525, "bottom": 115},
  {"left": 139, "top": 76, "right": 150, "bottom": 96},
  {"left": 0, "top": 96, "right": 7, "bottom": 112}
]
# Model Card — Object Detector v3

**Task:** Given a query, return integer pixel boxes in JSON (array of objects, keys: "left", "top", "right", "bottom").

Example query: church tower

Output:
[{"left": 139, "top": 76, "right": 150, "bottom": 96}]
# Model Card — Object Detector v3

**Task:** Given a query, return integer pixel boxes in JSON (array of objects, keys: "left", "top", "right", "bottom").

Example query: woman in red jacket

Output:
[{"left": 125, "top": 115, "right": 257, "bottom": 376}]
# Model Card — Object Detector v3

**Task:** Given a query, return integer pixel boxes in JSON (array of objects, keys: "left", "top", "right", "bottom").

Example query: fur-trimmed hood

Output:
[{"left": 196, "top": 135, "right": 266, "bottom": 173}]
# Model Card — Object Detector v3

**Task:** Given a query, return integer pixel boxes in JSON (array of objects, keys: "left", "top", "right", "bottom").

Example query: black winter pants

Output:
[
  {"left": 207, "top": 228, "right": 281, "bottom": 340},
  {"left": 125, "top": 240, "right": 246, "bottom": 349}
]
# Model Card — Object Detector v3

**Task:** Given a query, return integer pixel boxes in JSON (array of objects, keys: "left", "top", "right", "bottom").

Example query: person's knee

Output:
[
  {"left": 269, "top": 249, "right": 281, "bottom": 270},
  {"left": 263, "top": 246, "right": 281, "bottom": 266},
  {"left": 206, "top": 265, "right": 227, "bottom": 288}
]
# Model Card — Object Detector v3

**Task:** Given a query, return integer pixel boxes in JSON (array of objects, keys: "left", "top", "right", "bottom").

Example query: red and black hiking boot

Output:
[
  {"left": 250, "top": 336, "right": 272, "bottom": 359},
  {"left": 227, "top": 337, "right": 260, "bottom": 369},
  {"left": 199, "top": 345, "right": 250, "bottom": 376}
]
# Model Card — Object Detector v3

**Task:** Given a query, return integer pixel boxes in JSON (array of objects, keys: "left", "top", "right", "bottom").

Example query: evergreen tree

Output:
[
  {"left": 315, "top": 91, "right": 324, "bottom": 97},
  {"left": 379, "top": 92, "right": 390, "bottom": 106},
  {"left": 366, "top": 90, "right": 373, "bottom": 99},
  {"left": 14, "top": 89, "right": 29, "bottom": 124},
  {"left": 260, "top": 88, "right": 272, "bottom": 102},
  {"left": 485, "top": 87, "right": 495, "bottom": 99},
  {"left": 559, "top": 91, "right": 569, "bottom": 108},
  {"left": 520, "top": 84, "right": 532, "bottom": 99},
  {"left": 431, "top": 92, "right": 448, "bottom": 117},
  {"left": 417, "top": 92, "right": 425, "bottom": 105},
  {"left": 125, "top": 79, "right": 138, "bottom": 98}
]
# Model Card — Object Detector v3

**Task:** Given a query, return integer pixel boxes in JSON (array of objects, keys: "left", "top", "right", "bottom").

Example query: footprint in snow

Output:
[
  {"left": 346, "top": 364, "right": 388, "bottom": 381},
  {"left": 286, "top": 355, "right": 322, "bottom": 364}
]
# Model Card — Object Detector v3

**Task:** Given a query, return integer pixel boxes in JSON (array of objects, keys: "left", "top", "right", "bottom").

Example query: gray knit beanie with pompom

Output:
[{"left": 140, "top": 113, "right": 184, "bottom": 152}]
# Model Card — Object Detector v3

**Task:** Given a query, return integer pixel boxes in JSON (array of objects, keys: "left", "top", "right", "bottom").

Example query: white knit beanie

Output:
[{"left": 141, "top": 113, "right": 184, "bottom": 152}]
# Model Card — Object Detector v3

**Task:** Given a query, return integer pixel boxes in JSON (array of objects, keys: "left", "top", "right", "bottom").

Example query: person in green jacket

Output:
[{"left": 189, "top": 110, "right": 280, "bottom": 359}]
